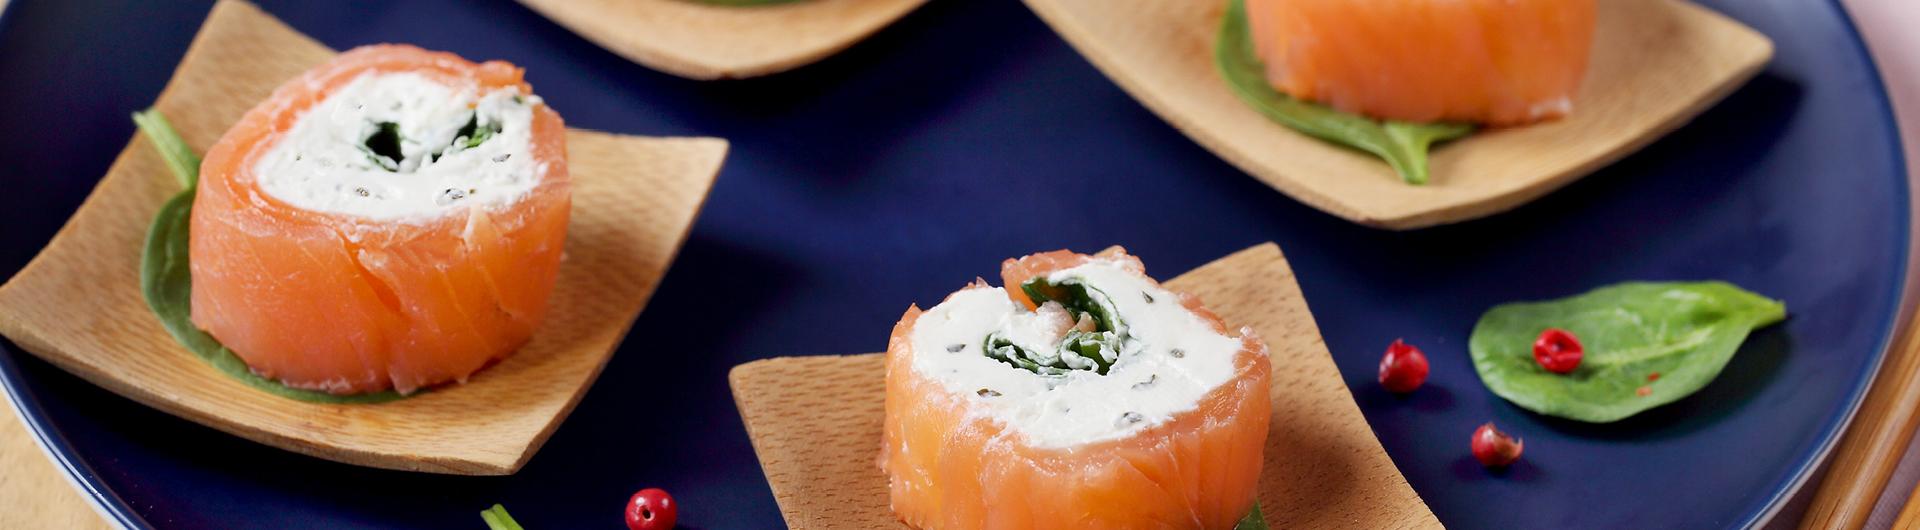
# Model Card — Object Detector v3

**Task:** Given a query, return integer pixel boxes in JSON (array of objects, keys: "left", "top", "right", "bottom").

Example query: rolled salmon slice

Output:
[
  {"left": 1244, "top": 0, "right": 1598, "bottom": 126},
  {"left": 191, "top": 44, "right": 570, "bottom": 395},
  {"left": 881, "top": 247, "right": 1271, "bottom": 529}
]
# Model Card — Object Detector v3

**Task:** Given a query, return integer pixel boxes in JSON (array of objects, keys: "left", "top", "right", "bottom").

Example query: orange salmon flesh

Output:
[
  {"left": 1245, "top": 0, "right": 1598, "bottom": 126},
  {"left": 880, "top": 248, "right": 1271, "bottom": 529},
  {"left": 190, "top": 45, "right": 570, "bottom": 394}
]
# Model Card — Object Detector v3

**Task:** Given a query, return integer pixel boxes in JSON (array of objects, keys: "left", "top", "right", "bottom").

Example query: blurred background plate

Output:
[
  {"left": 1020, "top": 0, "right": 1773, "bottom": 229},
  {"left": 515, "top": 0, "right": 925, "bottom": 80},
  {"left": 0, "top": 0, "right": 1905, "bottom": 528}
]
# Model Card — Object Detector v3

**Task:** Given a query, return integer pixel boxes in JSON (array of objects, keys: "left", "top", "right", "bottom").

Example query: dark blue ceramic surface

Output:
[{"left": 0, "top": 0, "right": 1905, "bottom": 528}]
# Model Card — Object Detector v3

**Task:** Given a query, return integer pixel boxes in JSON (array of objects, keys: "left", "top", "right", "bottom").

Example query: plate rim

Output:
[
  {"left": 0, "top": 0, "right": 1907, "bottom": 528},
  {"left": 0, "top": 2, "right": 144, "bottom": 527},
  {"left": 1743, "top": 0, "right": 1913, "bottom": 526},
  {"left": 0, "top": 346, "right": 143, "bottom": 530}
]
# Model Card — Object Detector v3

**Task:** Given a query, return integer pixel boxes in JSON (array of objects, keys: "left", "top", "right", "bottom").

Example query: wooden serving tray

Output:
[
  {"left": 518, "top": 0, "right": 927, "bottom": 80},
  {"left": 1021, "top": 0, "right": 1773, "bottom": 230},
  {"left": 730, "top": 243, "right": 1442, "bottom": 529},
  {"left": 0, "top": 0, "right": 727, "bottom": 475}
]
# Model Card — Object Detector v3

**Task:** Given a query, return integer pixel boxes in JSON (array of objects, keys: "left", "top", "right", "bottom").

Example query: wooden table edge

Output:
[{"left": 0, "top": 383, "right": 119, "bottom": 529}]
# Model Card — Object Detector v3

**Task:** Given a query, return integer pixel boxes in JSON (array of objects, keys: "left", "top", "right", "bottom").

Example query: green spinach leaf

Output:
[
  {"left": 983, "top": 331, "right": 1071, "bottom": 376},
  {"left": 479, "top": 504, "right": 526, "bottom": 530},
  {"left": 131, "top": 110, "right": 200, "bottom": 188},
  {"left": 1469, "top": 282, "right": 1785, "bottom": 423},
  {"left": 136, "top": 109, "right": 408, "bottom": 404},
  {"left": 1023, "top": 278, "right": 1124, "bottom": 334},
  {"left": 362, "top": 120, "right": 405, "bottom": 170},
  {"left": 1235, "top": 504, "right": 1268, "bottom": 530},
  {"left": 454, "top": 113, "right": 502, "bottom": 151},
  {"left": 980, "top": 277, "right": 1129, "bottom": 375},
  {"left": 1214, "top": 0, "right": 1474, "bottom": 185}
]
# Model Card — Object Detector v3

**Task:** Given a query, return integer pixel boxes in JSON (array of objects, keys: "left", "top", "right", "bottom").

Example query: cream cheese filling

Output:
[
  {"left": 253, "top": 71, "right": 543, "bottom": 222},
  {"left": 908, "top": 258, "right": 1247, "bottom": 448}
]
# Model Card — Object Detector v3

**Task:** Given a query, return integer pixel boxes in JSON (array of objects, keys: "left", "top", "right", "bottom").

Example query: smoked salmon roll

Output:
[
  {"left": 1244, "top": 0, "right": 1597, "bottom": 126},
  {"left": 191, "top": 45, "right": 569, "bottom": 394},
  {"left": 881, "top": 248, "right": 1271, "bottom": 529}
]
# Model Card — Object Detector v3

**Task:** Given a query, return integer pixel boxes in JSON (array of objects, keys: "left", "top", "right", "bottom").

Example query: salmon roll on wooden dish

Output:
[
  {"left": 1245, "top": 0, "right": 1598, "bottom": 125},
  {"left": 881, "top": 248, "right": 1271, "bottom": 529},
  {"left": 191, "top": 45, "right": 569, "bottom": 394}
]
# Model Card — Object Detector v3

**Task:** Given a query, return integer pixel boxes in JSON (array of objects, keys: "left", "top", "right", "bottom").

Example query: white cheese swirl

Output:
[
  {"left": 253, "top": 72, "right": 544, "bottom": 222},
  {"left": 908, "top": 258, "right": 1247, "bottom": 449}
]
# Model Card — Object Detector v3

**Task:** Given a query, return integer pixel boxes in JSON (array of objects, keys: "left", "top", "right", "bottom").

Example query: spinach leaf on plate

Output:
[
  {"left": 479, "top": 504, "right": 526, "bottom": 530},
  {"left": 1235, "top": 504, "right": 1268, "bottom": 530},
  {"left": 1469, "top": 282, "right": 1785, "bottom": 423},
  {"left": 1214, "top": 0, "right": 1474, "bottom": 185},
  {"left": 132, "top": 110, "right": 199, "bottom": 188}
]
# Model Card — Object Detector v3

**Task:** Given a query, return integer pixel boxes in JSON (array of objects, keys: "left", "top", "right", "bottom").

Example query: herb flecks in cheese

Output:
[{"left": 253, "top": 72, "right": 544, "bottom": 222}]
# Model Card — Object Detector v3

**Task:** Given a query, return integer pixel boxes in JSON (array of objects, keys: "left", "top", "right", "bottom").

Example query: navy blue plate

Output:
[{"left": 0, "top": 0, "right": 1904, "bottom": 528}]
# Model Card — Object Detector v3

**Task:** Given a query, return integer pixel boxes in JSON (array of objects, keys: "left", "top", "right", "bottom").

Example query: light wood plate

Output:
[
  {"left": 1022, "top": 0, "right": 1773, "bottom": 230},
  {"left": 518, "top": 0, "right": 927, "bottom": 80},
  {"left": 730, "top": 243, "right": 1442, "bottom": 529},
  {"left": 0, "top": 0, "right": 727, "bottom": 475}
]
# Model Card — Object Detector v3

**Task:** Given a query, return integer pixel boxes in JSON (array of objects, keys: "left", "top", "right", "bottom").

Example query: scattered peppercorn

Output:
[
  {"left": 437, "top": 188, "right": 467, "bottom": 206},
  {"left": 1532, "top": 328, "right": 1584, "bottom": 374},
  {"left": 1377, "top": 339, "right": 1429, "bottom": 393},
  {"left": 625, "top": 488, "right": 677, "bottom": 530},
  {"left": 1471, "top": 422, "right": 1524, "bottom": 468},
  {"left": 1132, "top": 374, "right": 1158, "bottom": 390}
]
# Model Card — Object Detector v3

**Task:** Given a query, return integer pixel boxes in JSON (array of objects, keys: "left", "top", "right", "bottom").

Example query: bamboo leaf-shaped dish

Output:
[
  {"left": 1020, "top": 0, "right": 1773, "bottom": 229},
  {"left": 729, "top": 244, "right": 1441, "bottom": 528},
  {"left": 0, "top": 0, "right": 727, "bottom": 475},
  {"left": 517, "top": 0, "right": 928, "bottom": 80}
]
